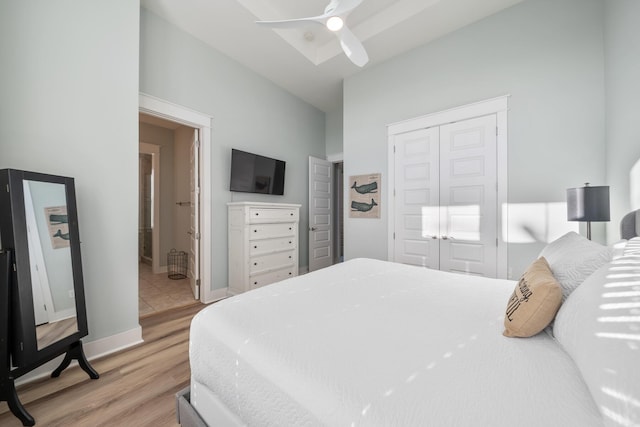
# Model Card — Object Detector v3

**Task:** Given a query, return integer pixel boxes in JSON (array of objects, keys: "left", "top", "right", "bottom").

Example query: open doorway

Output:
[
  {"left": 138, "top": 113, "right": 200, "bottom": 317},
  {"left": 139, "top": 93, "right": 216, "bottom": 307}
]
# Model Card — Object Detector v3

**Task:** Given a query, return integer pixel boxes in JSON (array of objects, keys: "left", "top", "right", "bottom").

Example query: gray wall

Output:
[
  {"left": 0, "top": 1, "right": 140, "bottom": 341},
  {"left": 140, "top": 9, "right": 326, "bottom": 290},
  {"left": 343, "top": 0, "right": 607, "bottom": 278},
  {"left": 604, "top": 0, "right": 640, "bottom": 237},
  {"left": 325, "top": 105, "right": 344, "bottom": 159}
]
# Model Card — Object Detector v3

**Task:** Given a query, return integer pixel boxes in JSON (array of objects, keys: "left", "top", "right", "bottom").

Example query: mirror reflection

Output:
[{"left": 22, "top": 180, "right": 78, "bottom": 350}]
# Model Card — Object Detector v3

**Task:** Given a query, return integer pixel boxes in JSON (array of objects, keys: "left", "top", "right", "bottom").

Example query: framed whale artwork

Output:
[{"left": 349, "top": 173, "right": 380, "bottom": 218}]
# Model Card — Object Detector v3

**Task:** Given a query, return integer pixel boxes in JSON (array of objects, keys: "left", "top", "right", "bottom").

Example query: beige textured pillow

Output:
[{"left": 503, "top": 257, "right": 562, "bottom": 338}]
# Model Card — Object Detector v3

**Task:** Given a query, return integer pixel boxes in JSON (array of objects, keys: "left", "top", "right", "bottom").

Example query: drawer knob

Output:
[
  {"left": 289, "top": 256, "right": 292, "bottom": 259},
  {"left": 289, "top": 241, "right": 292, "bottom": 244},
  {"left": 254, "top": 245, "right": 257, "bottom": 249},
  {"left": 254, "top": 229, "right": 257, "bottom": 233},
  {"left": 254, "top": 262, "right": 257, "bottom": 266},
  {"left": 289, "top": 227, "right": 292, "bottom": 230},
  {"left": 255, "top": 213, "right": 259, "bottom": 216},
  {"left": 254, "top": 281, "right": 258, "bottom": 285},
  {"left": 289, "top": 272, "right": 292, "bottom": 275},
  {"left": 290, "top": 213, "right": 293, "bottom": 216}
]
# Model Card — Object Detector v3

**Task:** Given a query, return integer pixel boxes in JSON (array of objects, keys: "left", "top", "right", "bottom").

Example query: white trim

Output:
[
  {"left": 387, "top": 96, "right": 509, "bottom": 279},
  {"left": 496, "top": 111, "right": 509, "bottom": 279},
  {"left": 387, "top": 95, "right": 510, "bottom": 136},
  {"left": 387, "top": 138, "right": 397, "bottom": 265},
  {"left": 16, "top": 326, "right": 143, "bottom": 385},
  {"left": 139, "top": 142, "right": 162, "bottom": 274},
  {"left": 83, "top": 326, "right": 144, "bottom": 359},
  {"left": 139, "top": 93, "right": 215, "bottom": 304}
]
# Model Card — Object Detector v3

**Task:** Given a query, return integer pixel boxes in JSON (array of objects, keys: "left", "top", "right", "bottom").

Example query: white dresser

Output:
[{"left": 227, "top": 202, "right": 301, "bottom": 295}]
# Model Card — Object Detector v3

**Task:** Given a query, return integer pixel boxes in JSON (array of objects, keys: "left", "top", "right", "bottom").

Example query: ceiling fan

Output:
[{"left": 256, "top": 0, "right": 369, "bottom": 67}]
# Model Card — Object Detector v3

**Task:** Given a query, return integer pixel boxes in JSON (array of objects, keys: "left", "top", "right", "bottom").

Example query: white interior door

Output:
[
  {"left": 308, "top": 156, "right": 333, "bottom": 272},
  {"left": 393, "top": 128, "right": 440, "bottom": 268},
  {"left": 439, "top": 115, "right": 498, "bottom": 276},
  {"left": 189, "top": 129, "right": 200, "bottom": 299}
]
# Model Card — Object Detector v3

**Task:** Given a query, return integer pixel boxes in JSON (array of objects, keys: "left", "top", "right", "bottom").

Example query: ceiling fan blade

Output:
[
  {"left": 256, "top": 15, "right": 326, "bottom": 29},
  {"left": 330, "top": 0, "right": 364, "bottom": 17},
  {"left": 338, "top": 25, "right": 369, "bottom": 67}
]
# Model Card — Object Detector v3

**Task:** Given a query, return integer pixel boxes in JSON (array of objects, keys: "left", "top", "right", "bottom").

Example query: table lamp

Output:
[{"left": 566, "top": 183, "right": 610, "bottom": 240}]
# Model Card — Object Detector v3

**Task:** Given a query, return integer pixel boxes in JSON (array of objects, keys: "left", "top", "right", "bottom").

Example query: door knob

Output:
[{"left": 310, "top": 227, "right": 317, "bottom": 231}]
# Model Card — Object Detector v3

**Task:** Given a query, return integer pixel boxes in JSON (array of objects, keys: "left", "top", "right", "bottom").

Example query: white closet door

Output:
[
  {"left": 393, "top": 128, "right": 440, "bottom": 268},
  {"left": 439, "top": 115, "right": 498, "bottom": 276}
]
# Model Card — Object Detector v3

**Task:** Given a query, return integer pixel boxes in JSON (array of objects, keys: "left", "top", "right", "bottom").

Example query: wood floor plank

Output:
[{"left": 0, "top": 303, "right": 206, "bottom": 427}]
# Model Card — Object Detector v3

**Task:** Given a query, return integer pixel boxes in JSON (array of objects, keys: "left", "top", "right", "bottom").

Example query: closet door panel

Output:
[
  {"left": 439, "top": 115, "right": 498, "bottom": 277},
  {"left": 393, "top": 128, "right": 440, "bottom": 268}
]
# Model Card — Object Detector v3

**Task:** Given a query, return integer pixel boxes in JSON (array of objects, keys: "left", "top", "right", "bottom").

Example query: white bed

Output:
[{"left": 183, "top": 233, "right": 640, "bottom": 427}]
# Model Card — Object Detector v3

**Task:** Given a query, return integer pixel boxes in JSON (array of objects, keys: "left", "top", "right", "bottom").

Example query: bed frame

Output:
[{"left": 175, "top": 387, "right": 207, "bottom": 427}]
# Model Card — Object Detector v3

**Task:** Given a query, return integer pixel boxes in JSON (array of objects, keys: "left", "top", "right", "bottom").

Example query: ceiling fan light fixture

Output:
[{"left": 326, "top": 16, "right": 344, "bottom": 32}]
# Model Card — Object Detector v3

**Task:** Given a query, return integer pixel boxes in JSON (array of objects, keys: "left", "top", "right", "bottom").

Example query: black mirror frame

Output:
[
  {"left": 1, "top": 169, "right": 98, "bottom": 426},
  {"left": 0, "top": 169, "right": 89, "bottom": 368}
]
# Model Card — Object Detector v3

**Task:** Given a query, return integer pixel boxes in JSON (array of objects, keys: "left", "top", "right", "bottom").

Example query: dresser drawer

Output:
[
  {"left": 249, "top": 250, "right": 296, "bottom": 274},
  {"left": 249, "top": 223, "right": 296, "bottom": 240},
  {"left": 249, "top": 266, "right": 297, "bottom": 289},
  {"left": 250, "top": 236, "right": 296, "bottom": 255},
  {"left": 249, "top": 208, "right": 299, "bottom": 223}
]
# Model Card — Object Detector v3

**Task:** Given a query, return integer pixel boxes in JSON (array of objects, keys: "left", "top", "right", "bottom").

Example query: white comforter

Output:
[{"left": 190, "top": 258, "right": 603, "bottom": 426}]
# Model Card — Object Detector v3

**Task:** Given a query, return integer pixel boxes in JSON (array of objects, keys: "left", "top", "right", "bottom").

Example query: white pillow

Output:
[
  {"left": 553, "top": 250, "right": 640, "bottom": 426},
  {"left": 539, "top": 231, "right": 611, "bottom": 301}
]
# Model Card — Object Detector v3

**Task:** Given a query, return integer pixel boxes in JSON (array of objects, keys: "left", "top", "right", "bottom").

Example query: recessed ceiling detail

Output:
[
  {"left": 240, "top": 0, "right": 446, "bottom": 66},
  {"left": 254, "top": 0, "right": 370, "bottom": 67}
]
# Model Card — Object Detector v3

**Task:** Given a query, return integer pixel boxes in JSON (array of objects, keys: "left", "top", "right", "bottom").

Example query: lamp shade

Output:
[{"left": 567, "top": 185, "right": 610, "bottom": 222}]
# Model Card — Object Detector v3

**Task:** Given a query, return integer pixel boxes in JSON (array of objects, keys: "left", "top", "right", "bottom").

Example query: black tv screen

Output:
[{"left": 230, "top": 149, "right": 286, "bottom": 195}]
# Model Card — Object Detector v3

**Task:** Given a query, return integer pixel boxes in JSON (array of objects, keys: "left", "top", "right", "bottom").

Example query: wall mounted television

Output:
[{"left": 230, "top": 149, "right": 286, "bottom": 195}]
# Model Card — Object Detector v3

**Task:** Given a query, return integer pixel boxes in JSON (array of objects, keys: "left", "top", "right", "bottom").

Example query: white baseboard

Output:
[
  {"left": 16, "top": 325, "right": 143, "bottom": 386},
  {"left": 84, "top": 325, "right": 144, "bottom": 360}
]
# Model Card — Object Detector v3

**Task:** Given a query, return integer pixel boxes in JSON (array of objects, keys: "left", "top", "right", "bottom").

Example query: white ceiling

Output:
[{"left": 140, "top": 0, "right": 523, "bottom": 113}]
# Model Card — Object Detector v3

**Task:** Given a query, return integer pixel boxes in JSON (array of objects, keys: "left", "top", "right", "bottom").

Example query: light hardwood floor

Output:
[{"left": 0, "top": 303, "right": 205, "bottom": 427}]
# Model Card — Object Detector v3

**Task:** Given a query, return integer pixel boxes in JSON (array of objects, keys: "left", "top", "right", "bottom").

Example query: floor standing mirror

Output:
[{"left": 0, "top": 169, "right": 98, "bottom": 426}]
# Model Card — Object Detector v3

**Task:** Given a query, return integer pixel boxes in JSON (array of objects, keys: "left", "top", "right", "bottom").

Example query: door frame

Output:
[
  {"left": 386, "top": 95, "right": 509, "bottom": 279},
  {"left": 139, "top": 93, "right": 215, "bottom": 303}
]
